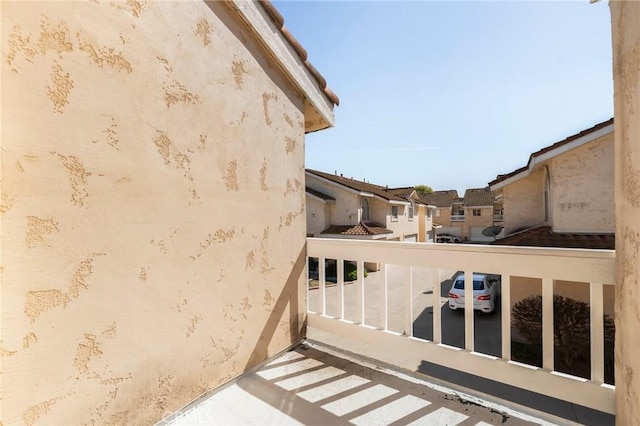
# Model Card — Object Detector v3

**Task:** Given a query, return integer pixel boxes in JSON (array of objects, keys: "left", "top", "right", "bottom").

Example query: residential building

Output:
[
  {"left": 461, "top": 188, "right": 504, "bottom": 242},
  {"left": 1, "top": 1, "right": 336, "bottom": 424},
  {"left": 489, "top": 118, "right": 614, "bottom": 241},
  {"left": 305, "top": 170, "right": 434, "bottom": 242},
  {"left": 421, "top": 190, "right": 461, "bottom": 236},
  {"left": 422, "top": 188, "right": 501, "bottom": 242}
]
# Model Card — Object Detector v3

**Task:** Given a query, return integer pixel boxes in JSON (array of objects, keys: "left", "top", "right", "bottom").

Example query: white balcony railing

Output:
[
  {"left": 493, "top": 214, "right": 504, "bottom": 221},
  {"left": 450, "top": 214, "right": 465, "bottom": 221},
  {"left": 306, "top": 238, "right": 616, "bottom": 414}
]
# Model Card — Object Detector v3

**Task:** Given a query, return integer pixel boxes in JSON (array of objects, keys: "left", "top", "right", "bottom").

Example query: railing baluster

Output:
[
  {"left": 379, "top": 263, "right": 388, "bottom": 330},
  {"left": 433, "top": 269, "right": 442, "bottom": 343},
  {"left": 337, "top": 259, "right": 344, "bottom": 320},
  {"left": 319, "top": 257, "right": 326, "bottom": 315},
  {"left": 501, "top": 275, "right": 511, "bottom": 360},
  {"left": 464, "top": 270, "right": 474, "bottom": 351},
  {"left": 357, "top": 260, "right": 365, "bottom": 325},
  {"left": 405, "top": 266, "right": 414, "bottom": 337},
  {"left": 542, "top": 278, "right": 554, "bottom": 371},
  {"left": 306, "top": 256, "right": 310, "bottom": 313},
  {"left": 590, "top": 282, "right": 604, "bottom": 384}
]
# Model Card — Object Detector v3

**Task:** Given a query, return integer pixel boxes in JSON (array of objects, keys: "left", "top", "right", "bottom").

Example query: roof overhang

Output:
[
  {"left": 227, "top": 0, "right": 335, "bottom": 133},
  {"left": 490, "top": 122, "right": 614, "bottom": 191},
  {"left": 306, "top": 192, "right": 335, "bottom": 204},
  {"left": 306, "top": 171, "right": 409, "bottom": 205}
]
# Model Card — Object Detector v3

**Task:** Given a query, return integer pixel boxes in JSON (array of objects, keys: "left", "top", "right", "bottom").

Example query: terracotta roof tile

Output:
[
  {"left": 321, "top": 222, "right": 393, "bottom": 236},
  {"left": 489, "top": 118, "right": 613, "bottom": 186},
  {"left": 421, "top": 190, "right": 459, "bottom": 207},
  {"left": 492, "top": 226, "right": 614, "bottom": 250},
  {"left": 258, "top": 0, "right": 339, "bottom": 106},
  {"left": 306, "top": 169, "right": 408, "bottom": 203},
  {"left": 463, "top": 188, "right": 494, "bottom": 207}
]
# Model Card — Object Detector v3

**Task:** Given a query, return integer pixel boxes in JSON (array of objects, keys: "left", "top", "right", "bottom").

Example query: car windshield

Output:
[{"left": 453, "top": 279, "right": 485, "bottom": 291}]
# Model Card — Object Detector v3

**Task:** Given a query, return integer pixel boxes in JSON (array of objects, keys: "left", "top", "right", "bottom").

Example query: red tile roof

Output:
[
  {"left": 321, "top": 222, "right": 393, "bottom": 236},
  {"left": 492, "top": 226, "right": 614, "bottom": 250},
  {"left": 489, "top": 118, "right": 613, "bottom": 187},
  {"left": 258, "top": 1, "right": 339, "bottom": 106}
]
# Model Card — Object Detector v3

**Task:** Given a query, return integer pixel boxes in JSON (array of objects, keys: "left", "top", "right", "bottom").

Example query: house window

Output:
[
  {"left": 473, "top": 209, "right": 481, "bottom": 217},
  {"left": 408, "top": 205, "right": 414, "bottom": 220},
  {"left": 361, "top": 198, "right": 370, "bottom": 221},
  {"left": 391, "top": 206, "right": 398, "bottom": 221}
]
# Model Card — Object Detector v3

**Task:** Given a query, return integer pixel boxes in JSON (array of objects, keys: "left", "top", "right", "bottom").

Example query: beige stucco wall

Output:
[
  {"left": 502, "top": 170, "right": 545, "bottom": 235},
  {"left": 550, "top": 133, "right": 614, "bottom": 233},
  {"left": 306, "top": 196, "right": 330, "bottom": 236},
  {"left": 611, "top": 1, "right": 640, "bottom": 422},
  {"left": 435, "top": 207, "right": 452, "bottom": 227},
  {"left": 305, "top": 175, "right": 360, "bottom": 225},
  {"left": 1, "top": 2, "right": 310, "bottom": 424},
  {"left": 462, "top": 206, "right": 494, "bottom": 240},
  {"left": 388, "top": 203, "right": 419, "bottom": 241}
]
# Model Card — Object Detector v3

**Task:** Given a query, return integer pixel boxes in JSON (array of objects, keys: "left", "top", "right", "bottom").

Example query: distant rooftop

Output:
[{"left": 492, "top": 226, "right": 614, "bottom": 250}]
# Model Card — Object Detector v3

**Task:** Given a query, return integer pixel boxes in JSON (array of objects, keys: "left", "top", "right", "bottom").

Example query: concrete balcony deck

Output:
[{"left": 161, "top": 341, "right": 588, "bottom": 426}]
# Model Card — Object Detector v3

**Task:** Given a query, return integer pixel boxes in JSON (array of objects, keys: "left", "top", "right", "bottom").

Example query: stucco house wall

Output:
[
  {"left": 369, "top": 197, "right": 390, "bottom": 227},
  {"left": 1, "top": 2, "right": 330, "bottom": 424},
  {"left": 305, "top": 175, "right": 360, "bottom": 225},
  {"left": 462, "top": 206, "right": 494, "bottom": 240},
  {"left": 306, "top": 197, "right": 331, "bottom": 236},
  {"left": 435, "top": 207, "right": 452, "bottom": 227},
  {"left": 502, "top": 170, "right": 545, "bottom": 235},
  {"left": 550, "top": 133, "right": 614, "bottom": 233}
]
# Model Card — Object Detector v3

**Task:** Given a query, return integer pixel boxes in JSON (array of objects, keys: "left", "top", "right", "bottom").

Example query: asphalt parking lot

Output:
[{"left": 308, "top": 265, "right": 504, "bottom": 357}]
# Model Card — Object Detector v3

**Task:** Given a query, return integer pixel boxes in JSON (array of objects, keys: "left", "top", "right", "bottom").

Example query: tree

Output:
[
  {"left": 512, "top": 295, "right": 615, "bottom": 367},
  {"left": 415, "top": 184, "right": 433, "bottom": 196}
]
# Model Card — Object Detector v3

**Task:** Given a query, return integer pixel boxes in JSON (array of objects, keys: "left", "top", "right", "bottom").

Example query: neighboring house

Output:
[
  {"left": 305, "top": 170, "right": 434, "bottom": 242},
  {"left": 461, "top": 188, "right": 504, "bottom": 242},
  {"left": 1, "top": 1, "right": 336, "bottom": 424},
  {"left": 422, "top": 189, "right": 501, "bottom": 242},
  {"left": 421, "top": 190, "right": 461, "bottom": 237},
  {"left": 489, "top": 118, "right": 614, "bottom": 242},
  {"left": 488, "top": 118, "right": 615, "bottom": 318}
]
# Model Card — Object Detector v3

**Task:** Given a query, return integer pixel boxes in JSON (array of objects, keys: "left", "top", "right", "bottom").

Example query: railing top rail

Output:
[{"left": 306, "top": 238, "right": 615, "bottom": 284}]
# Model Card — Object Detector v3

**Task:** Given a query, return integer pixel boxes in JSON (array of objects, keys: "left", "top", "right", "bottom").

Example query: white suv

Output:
[{"left": 448, "top": 273, "right": 500, "bottom": 313}]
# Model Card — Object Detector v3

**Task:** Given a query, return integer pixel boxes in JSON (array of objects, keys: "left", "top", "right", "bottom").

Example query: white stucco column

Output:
[{"left": 611, "top": 1, "right": 640, "bottom": 423}]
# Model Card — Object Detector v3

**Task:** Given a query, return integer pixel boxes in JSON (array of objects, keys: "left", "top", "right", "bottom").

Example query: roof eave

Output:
[
  {"left": 490, "top": 121, "right": 614, "bottom": 191},
  {"left": 227, "top": 0, "right": 335, "bottom": 133}
]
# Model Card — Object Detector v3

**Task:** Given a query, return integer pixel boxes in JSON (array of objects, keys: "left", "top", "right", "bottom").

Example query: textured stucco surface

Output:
[
  {"left": 502, "top": 171, "right": 545, "bottom": 235},
  {"left": 612, "top": 1, "right": 640, "bottom": 422},
  {"left": 551, "top": 133, "right": 614, "bottom": 233},
  {"left": 306, "top": 196, "right": 330, "bottom": 236},
  {"left": 1, "top": 1, "right": 309, "bottom": 424}
]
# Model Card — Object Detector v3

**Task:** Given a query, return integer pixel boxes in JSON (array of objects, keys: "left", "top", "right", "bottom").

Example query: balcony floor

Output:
[{"left": 161, "top": 342, "right": 568, "bottom": 426}]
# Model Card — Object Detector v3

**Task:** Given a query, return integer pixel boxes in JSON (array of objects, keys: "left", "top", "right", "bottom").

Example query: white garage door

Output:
[
  {"left": 470, "top": 227, "right": 504, "bottom": 242},
  {"left": 404, "top": 234, "right": 417, "bottom": 242}
]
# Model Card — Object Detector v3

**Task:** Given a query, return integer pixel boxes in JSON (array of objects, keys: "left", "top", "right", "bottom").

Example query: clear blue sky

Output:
[{"left": 272, "top": 0, "right": 613, "bottom": 194}]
